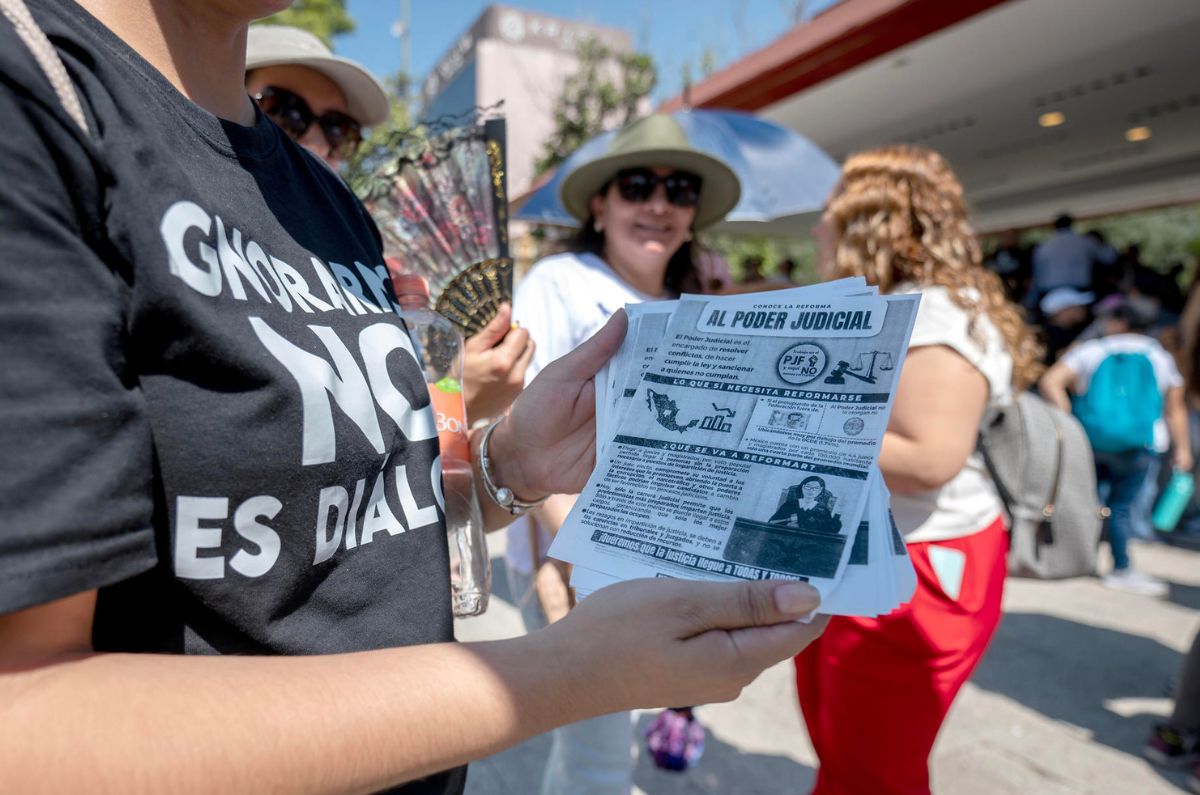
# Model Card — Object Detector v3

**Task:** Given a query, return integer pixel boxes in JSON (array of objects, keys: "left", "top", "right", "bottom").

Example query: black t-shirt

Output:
[{"left": 0, "top": 3, "right": 463, "bottom": 792}]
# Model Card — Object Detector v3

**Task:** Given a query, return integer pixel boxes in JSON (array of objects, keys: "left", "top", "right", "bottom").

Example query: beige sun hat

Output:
[
  {"left": 559, "top": 114, "right": 741, "bottom": 230},
  {"left": 246, "top": 25, "right": 390, "bottom": 127}
]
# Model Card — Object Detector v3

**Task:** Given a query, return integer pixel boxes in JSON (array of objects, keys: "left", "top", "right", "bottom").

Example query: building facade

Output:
[{"left": 419, "top": 5, "right": 632, "bottom": 201}]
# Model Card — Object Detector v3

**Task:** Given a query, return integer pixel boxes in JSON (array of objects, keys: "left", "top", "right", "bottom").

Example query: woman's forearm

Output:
[
  {"left": 1167, "top": 400, "right": 1190, "bottom": 457},
  {"left": 1165, "top": 387, "right": 1192, "bottom": 469},
  {"left": 1038, "top": 362, "right": 1075, "bottom": 413},
  {"left": 1, "top": 571, "right": 828, "bottom": 794},
  {"left": 532, "top": 493, "right": 578, "bottom": 537},
  {"left": 877, "top": 346, "right": 990, "bottom": 496},
  {"left": 877, "top": 431, "right": 972, "bottom": 495},
  {"left": 1, "top": 634, "right": 585, "bottom": 794}
]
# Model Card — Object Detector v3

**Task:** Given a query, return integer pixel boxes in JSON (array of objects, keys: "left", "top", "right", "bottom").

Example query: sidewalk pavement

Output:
[{"left": 456, "top": 539, "right": 1200, "bottom": 794}]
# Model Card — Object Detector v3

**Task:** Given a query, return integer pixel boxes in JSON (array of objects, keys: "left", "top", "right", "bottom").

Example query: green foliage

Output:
[
  {"left": 620, "top": 53, "right": 656, "bottom": 120},
  {"left": 987, "top": 203, "right": 1200, "bottom": 284},
  {"left": 701, "top": 233, "right": 820, "bottom": 284},
  {"left": 343, "top": 72, "right": 412, "bottom": 193},
  {"left": 534, "top": 38, "right": 658, "bottom": 176},
  {"left": 259, "top": 0, "right": 355, "bottom": 48},
  {"left": 1082, "top": 204, "right": 1200, "bottom": 273},
  {"left": 707, "top": 203, "right": 1200, "bottom": 288}
]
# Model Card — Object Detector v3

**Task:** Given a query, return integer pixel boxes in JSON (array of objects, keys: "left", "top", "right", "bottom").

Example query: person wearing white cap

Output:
[
  {"left": 1039, "top": 286, "right": 1094, "bottom": 318},
  {"left": 0, "top": 2, "right": 826, "bottom": 793},
  {"left": 245, "top": 24, "right": 390, "bottom": 168},
  {"left": 1040, "top": 298, "right": 1192, "bottom": 595},
  {"left": 1039, "top": 286, "right": 1095, "bottom": 363}
]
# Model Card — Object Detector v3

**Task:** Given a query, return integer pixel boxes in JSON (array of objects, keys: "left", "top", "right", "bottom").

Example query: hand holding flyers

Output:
[{"left": 552, "top": 279, "right": 920, "bottom": 617}]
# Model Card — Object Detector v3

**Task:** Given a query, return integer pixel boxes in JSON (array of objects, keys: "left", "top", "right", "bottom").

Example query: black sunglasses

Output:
[
  {"left": 612, "top": 168, "right": 703, "bottom": 208},
  {"left": 253, "top": 85, "right": 363, "bottom": 160}
]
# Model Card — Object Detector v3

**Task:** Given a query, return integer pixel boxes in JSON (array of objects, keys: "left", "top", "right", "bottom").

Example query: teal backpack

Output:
[{"left": 1072, "top": 351, "right": 1161, "bottom": 453}]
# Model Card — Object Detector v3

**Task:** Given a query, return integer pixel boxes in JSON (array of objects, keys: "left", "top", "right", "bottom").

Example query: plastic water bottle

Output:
[
  {"left": 1152, "top": 468, "right": 1195, "bottom": 533},
  {"left": 394, "top": 274, "right": 491, "bottom": 616}
]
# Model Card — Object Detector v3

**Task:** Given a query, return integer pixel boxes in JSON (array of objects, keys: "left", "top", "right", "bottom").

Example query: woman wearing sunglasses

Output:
[
  {"left": 506, "top": 114, "right": 743, "bottom": 795},
  {"left": 0, "top": 3, "right": 826, "bottom": 795},
  {"left": 244, "top": 25, "right": 389, "bottom": 168},
  {"left": 246, "top": 24, "right": 533, "bottom": 426}
]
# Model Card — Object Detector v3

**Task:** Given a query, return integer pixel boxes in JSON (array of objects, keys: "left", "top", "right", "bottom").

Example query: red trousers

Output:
[{"left": 795, "top": 517, "right": 1008, "bottom": 795}]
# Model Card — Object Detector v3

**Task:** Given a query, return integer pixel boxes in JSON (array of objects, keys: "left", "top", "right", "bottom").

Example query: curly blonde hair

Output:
[{"left": 824, "top": 144, "right": 1042, "bottom": 388}]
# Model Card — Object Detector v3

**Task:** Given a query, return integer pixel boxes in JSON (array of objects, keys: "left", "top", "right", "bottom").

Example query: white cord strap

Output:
[{"left": 0, "top": 0, "right": 90, "bottom": 134}]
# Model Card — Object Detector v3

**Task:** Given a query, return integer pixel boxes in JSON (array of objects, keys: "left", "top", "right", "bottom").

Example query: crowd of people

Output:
[
  {"left": 1, "top": 2, "right": 1198, "bottom": 795},
  {"left": 996, "top": 215, "right": 1200, "bottom": 793},
  {"left": 982, "top": 211, "right": 1200, "bottom": 590}
]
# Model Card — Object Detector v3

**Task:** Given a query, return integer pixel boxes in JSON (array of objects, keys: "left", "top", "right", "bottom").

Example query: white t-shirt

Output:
[
  {"left": 889, "top": 285, "right": 1014, "bottom": 543},
  {"left": 1059, "top": 333, "right": 1182, "bottom": 451},
  {"left": 506, "top": 251, "right": 660, "bottom": 575}
]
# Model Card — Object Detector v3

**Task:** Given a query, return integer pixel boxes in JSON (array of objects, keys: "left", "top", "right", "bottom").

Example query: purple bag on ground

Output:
[{"left": 644, "top": 707, "right": 705, "bottom": 772}]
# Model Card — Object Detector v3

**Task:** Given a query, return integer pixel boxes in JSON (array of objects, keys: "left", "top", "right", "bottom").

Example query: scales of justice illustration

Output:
[{"left": 823, "top": 350, "right": 894, "bottom": 385}]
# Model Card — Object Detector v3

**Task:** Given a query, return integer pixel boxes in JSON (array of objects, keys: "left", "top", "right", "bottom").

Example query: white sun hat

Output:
[{"left": 246, "top": 25, "right": 390, "bottom": 127}]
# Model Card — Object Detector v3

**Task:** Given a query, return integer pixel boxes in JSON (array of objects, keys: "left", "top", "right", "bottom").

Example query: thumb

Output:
[
  {"left": 675, "top": 580, "right": 820, "bottom": 635},
  {"left": 544, "top": 309, "right": 627, "bottom": 383},
  {"left": 466, "top": 303, "right": 513, "bottom": 351}
]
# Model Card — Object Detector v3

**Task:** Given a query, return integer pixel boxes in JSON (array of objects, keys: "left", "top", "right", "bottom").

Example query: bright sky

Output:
[{"left": 336, "top": 1, "right": 839, "bottom": 106}]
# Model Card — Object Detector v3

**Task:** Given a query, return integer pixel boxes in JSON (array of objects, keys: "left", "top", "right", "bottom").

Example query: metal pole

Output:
[{"left": 400, "top": 0, "right": 411, "bottom": 106}]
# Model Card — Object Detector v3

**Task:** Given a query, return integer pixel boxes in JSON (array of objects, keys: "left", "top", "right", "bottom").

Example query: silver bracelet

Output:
[{"left": 478, "top": 418, "right": 549, "bottom": 515}]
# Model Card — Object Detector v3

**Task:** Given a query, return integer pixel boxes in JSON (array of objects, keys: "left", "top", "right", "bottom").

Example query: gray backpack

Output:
[{"left": 978, "top": 392, "right": 1108, "bottom": 579}]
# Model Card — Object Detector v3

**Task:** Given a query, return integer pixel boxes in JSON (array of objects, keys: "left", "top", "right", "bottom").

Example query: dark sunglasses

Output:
[
  {"left": 612, "top": 168, "right": 702, "bottom": 208},
  {"left": 253, "top": 85, "right": 363, "bottom": 160}
]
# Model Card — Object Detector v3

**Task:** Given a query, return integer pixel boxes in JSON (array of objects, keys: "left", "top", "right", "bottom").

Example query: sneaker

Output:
[
  {"left": 1143, "top": 724, "right": 1198, "bottom": 767},
  {"left": 1102, "top": 568, "right": 1169, "bottom": 597}
]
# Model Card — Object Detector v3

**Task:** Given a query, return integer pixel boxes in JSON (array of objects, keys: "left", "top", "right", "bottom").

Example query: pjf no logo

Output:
[{"left": 777, "top": 343, "right": 828, "bottom": 385}]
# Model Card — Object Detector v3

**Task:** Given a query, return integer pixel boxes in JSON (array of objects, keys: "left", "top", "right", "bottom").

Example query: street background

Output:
[{"left": 458, "top": 538, "right": 1200, "bottom": 794}]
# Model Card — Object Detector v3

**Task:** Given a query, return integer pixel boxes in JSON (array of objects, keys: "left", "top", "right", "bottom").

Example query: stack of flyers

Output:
[{"left": 547, "top": 278, "right": 921, "bottom": 617}]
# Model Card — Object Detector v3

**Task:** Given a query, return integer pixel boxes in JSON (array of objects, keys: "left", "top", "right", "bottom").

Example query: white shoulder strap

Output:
[{"left": 1, "top": 0, "right": 90, "bottom": 135}]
